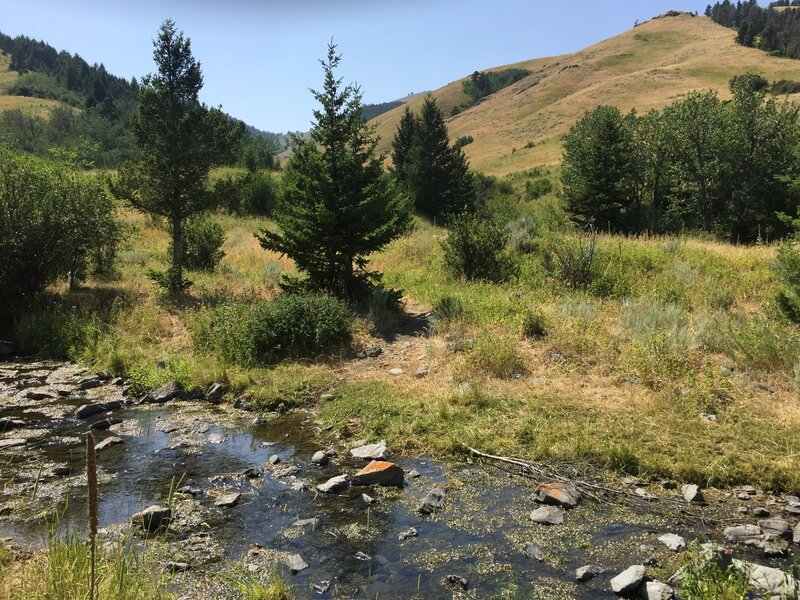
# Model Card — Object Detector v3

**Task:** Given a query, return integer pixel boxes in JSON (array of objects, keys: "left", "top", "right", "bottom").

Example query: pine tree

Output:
[
  {"left": 257, "top": 43, "right": 412, "bottom": 300},
  {"left": 390, "top": 106, "right": 418, "bottom": 188},
  {"left": 113, "top": 19, "right": 239, "bottom": 300}
]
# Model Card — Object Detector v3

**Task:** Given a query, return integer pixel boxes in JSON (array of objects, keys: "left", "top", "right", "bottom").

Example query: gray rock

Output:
[
  {"left": 111, "top": 377, "right": 124, "bottom": 386},
  {"left": 272, "top": 465, "right": 299, "bottom": 478},
  {"left": 636, "top": 487, "right": 659, "bottom": 501},
  {"left": 407, "top": 469, "right": 421, "bottom": 478},
  {"left": 639, "top": 581, "right": 674, "bottom": 600},
  {"left": 752, "top": 506, "right": 770, "bottom": 518},
  {"left": 361, "top": 493, "right": 377, "bottom": 505},
  {"left": 268, "top": 454, "right": 281, "bottom": 465},
  {"left": 183, "top": 387, "right": 205, "bottom": 401},
  {"left": 364, "top": 345, "right": 383, "bottom": 358},
  {"left": 522, "top": 541, "right": 543, "bottom": 561},
  {"left": 723, "top": 524, "right": 764, "bottom": 545},
  {"left": 399, "top": 527, "right": 418, "bottom": 540},
  {"left": 732, "top": 558, "right": 798, "bottom": 598},
  {"left": 388, "top": 368, "right": 404, "bottom": 376},
  {"left": 205, "top": 382, "right": 225, "bottom": 404},
  {"left": 661, "top": 480, "right": 677, "bottom": 490},
  {"left": 131, "top": 505, "right": 171, "bottom": 533},
  {"left": 94, "top": 436, "right": 123, "bottom": 451},
  {"left": 214, "top": 492, "right": 241, "bottom": 508},
  {"left": 52, "top": 466, "right": 73, "bottom": 477},
  {"left": 208, "top": 433, "right": 226, "bottom": 444},
  {"left": 317, "top": 475, "right": 349, "bottom": 494},
  {"left": 759, "top": 516, "right": 792, "bottom": 539},
  {"left": 611, "top": 565, "right": 646, "bottom": 595},
  {"left": 681, "top": 484, "right": 706, "bottom": 504},
  {"left": 78, "top": 376, "right": 103, "bottom": 391},
  {"left": 293, "top": 517, "right": 320, "bottom": 529},
  {"left": 737, "top": 491, "right": 752, "bottom": 500},
  {"left": 760, "top": 535, "right": 789, "bottom": 556},
  {"left": 415, "top": 364, "right": 429, "bottom": 378},
  {"left": 26, "top": 389, "right": 58, "bottom": 400},
  {"left": 418, "top": 488, "right": 446, "bottom": 514},
  {"left": 311, "top": 451, "right": 329, "bottom": 466},
  {"left": 90, "top": 417, "right": 122, "bottom": 430},
  {"left": 530, "top": 505, "right": 564, "bottom": 525},
  {"left": 0, "top": 438, "right": 27, "bottom": 449},
  {"left": 533, "top": 482, "right": 581, "bottom": 508},
  {"left": 284, "top": 553, "right": 309, "bottom": 574},
  {"left": 350, "top": 440, "right": 389, "bottom": 460},
  {"left": 658, "top": 533, "right": 686, "bottom": 552},
  {"left": 575, "top": 565, "right": 601, "bottom": 582},
  {"left": 793, "top": 523, "right": 800, "bottom": 545},
  {"left": 443, "top": 575, "right": 468, "bottom": 591},
  {"left": 147, "top": 380, "right": 184, "bottom": 403},
  {"left": 354, "top": 551, "right": 371, "bottom": 561},
  {"left": 76, "top": 400, "right": 123, "bottom": 419}
]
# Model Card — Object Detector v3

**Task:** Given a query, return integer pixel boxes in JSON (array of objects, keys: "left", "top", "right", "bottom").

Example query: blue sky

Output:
[{"left": 4, "top": 1, "right": 713, "bottom": 132}]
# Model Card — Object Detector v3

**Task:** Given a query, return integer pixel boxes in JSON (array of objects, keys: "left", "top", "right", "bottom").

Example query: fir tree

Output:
[
  {"left": 390, "top": 106, "right": 418, "bottom": 189},
  {"left": 257, "top": 43, "right": 412, "bottom": 300}
]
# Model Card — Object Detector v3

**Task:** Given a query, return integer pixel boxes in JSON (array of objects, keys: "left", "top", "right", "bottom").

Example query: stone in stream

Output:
[
  {"left": 214, "top": 492, "right": 241, "bottom": 508},
  {"left": 26, "top": 389, "right": 58, "bottom": 400},
  {"left": 610, "top": 564, "right": 646, "bottom": 595},
  {"left": 293, "top": 517, "right": 320, "bottom": 529},
  {"left": 443, "top": 575, "right": 468, "bottom": 591},
  {"left": 731, "top": 558, "right": 798, "bottom": 598},
  {"left": 658, "top": 533, "right": 686, "bottom": 552},
  {"left": 399, "top": 527, "right": 418, "bottom": 541},
  {"left": 131, "top": 505, "right": 171, "bottom": 533},
  {"left": 78, "top": 376, "right": 103, "bottom": 391},
  {"left": 75, "top": 401, "right": 119, "bottom": 419},
  {"left": 575, "top": 565, "right": 602, "bottom": 582},
  {"left": 759, "top": 516, "right": 792, "bottom": 539},
  {"left": 205, "top": 382, "right": 225, "bottom": 404},
  {"left": 407, "top": 469, "right": 421, "bottom": 479},
  {"left": 90, "top": 417, "right": 122, "bottom": 431},
  {"left": 272, "top": 465, "right": 300, "bottom": 479},
  {"left": 52, "top": 466, "right": 73, "bottom": 477},
  {"left": 268, "top": 454, "right": 281, "bottom": 465},
  {"left": 522, "top": 541, "right": 543, "bottom": 561},
  {"left": 317, "top": 474, "right": 349, "bottom": 494},
  {"left": 723, "top": 524, "right": 764, "bottom": 545},
  {"left": 752, "top": 506, "right": 770, "bottom": 518},
  {"left": 681, "top": 484, "right": 706, "bottom": 504},
  {"left": 0, "top": 438, "right": 27, "bottom": 449},
  {"left": 0, "top": 418, "right": 24, "bottom": 431},
  {"left": 311, "top": 451, "right": 329, "bottom": 466},
  {"left": 354, "top": 551, "right": 372, "bottom": 561},
  {"left": 530, "top": 506, "right": 564, "bottom": 525},
  {"left": 361, "top": 493, "right": 378, "bottom": 505},
  {"left": 350, "top": 440, "right": 390, "bottom": 460},
  {"left": 533, "top": 482, "right": 581, "bottom": 508},
  {"left": 640, "top": 581, "right": 674, "bottom": 600},
  {"left": 759, "top": 535, "right": 790, "bottom": 556},
  {"left": 145, "top": 380, "right": 184, "bottom": 403},
  {"left": 94, "top": 436, "right": 124, "bottom": 451},
  {"left": 283, "top": 553, "right": 309, "bottom": 574},
  {"left": 418, "top": 488, "right": 446, "bottom": 514},
  {"left": 351, "top": 461, "right": 404, "bottom": 487},
  {"left": 111, "top": 377, "right": 124, "bottom": 386}
]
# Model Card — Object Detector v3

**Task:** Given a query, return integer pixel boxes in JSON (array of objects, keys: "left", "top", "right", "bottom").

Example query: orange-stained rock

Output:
[
  {"left": 352, "top": 460, "right": 404, "bottom": 487},
  {"left": 534, "top": 482, "right": 581, "bottom": 508}
]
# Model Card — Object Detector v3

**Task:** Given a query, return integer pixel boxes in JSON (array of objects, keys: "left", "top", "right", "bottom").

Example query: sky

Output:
[{"left": 3, "top": 1, "right": 714, "bottom": 132}]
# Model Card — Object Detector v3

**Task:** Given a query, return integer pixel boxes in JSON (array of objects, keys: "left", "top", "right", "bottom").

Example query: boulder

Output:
[
  {"left": 214, "top": 492, "right": 241, "bottom": 508},
  {"left": 759, "top": 516, "right": 792, "bottom": 539},
  {"left": 352, "top": 461, "right": 404, "bottom": 487},
  {"left": 205, "top": 382, "right": 225, "bottom": 404},
  {"left": 533, "top": 482, "right": 581, "bottom": 508},
  {"left": 317, "top": 475, "right": 349, "bottom": 494},
  {"left": 350, "top": 440, "right": 390, "bottom": 460},
  {"left": 418, "top": 488, "right": 446, "bottom": 514},
  {"left": 94, "top": 436, "right": 124, "bottom": 451},
  {"left": 78, "top": 376, "right": 103, "bottom": 391},
  {"left": 146, "top": 380, "right": 184, "bottom": 403},
  {"left": 311, "top": 451, "right": 329, "bottom": 465},
  {"left": 732, "top": 559, "right": 798, "bottom": 598},
  {"left": 658, "top": 533, "right": 686, "bottom": 552},
  {"left": 752, "top": 506, "right": 771, "bottom": 518},
  {"left": 611, "top": 565, "right": 646, "bottom": 595},
  {"left": 76, "top": 400, "right": 123, "bottom": 419},
  {"left": 131, "top": 505, "right": 171, "bottom": 533},
  {"left": 575, "top": 565, "right": 601, "bottom": 582},
  {"left": 639, "top": 581, "right": 674, "bottom": 600},
  {"left": 283, "top": 553, "right": 309, "bottom": 574},
  {"left": 681, "top": 484, "right": 706, "bottom": 504},
  {"left": 90, "top": 417, "right": 122, "bottom": 431},
  {"left": 530, "top": 505, "right": 564, "bottom": 525}
]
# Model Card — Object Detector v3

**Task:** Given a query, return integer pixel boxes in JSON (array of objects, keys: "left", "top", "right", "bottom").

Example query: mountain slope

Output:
[{"left": 372, "top": 12, "right": 800, "bottom": 176}]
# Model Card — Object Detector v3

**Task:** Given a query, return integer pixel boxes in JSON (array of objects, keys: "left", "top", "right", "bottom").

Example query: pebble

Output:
[
  {"left": 399, "top": 527, "right": 418, "bottom": 540},
  {"left": 214, "top": 492, "right": 241, "bottom": 508},
  {"left": 311, "top": 451, "right": 329, "bottom": 466},
  {"left": 418, "top": 488, "right": 446, "bottom": 514}
]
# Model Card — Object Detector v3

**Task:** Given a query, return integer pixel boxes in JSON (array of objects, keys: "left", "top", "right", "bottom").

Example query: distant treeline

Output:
[
  {"left": 362, "top": 100, "right": 404, "bottom": 121},
  {"left": 706, "top": 0, "right": 800, "bottom": 59},
  {"left": 0, "top": 30, "right": 288, "bottom": 168},
  {"left": 451, "top": 68, "right": 529, "bottom": 115}
]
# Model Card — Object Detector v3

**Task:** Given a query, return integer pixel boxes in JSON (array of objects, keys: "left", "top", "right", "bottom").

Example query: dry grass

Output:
[{"left": 371, "top": 14, "right": 800, "bottom": 176}]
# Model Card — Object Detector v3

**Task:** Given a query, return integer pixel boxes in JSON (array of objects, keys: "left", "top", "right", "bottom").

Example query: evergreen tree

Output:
[
  {"left": 390, "top": 106, "right": 418, "bottom": 188},
  {"left": 113, "top": 19, "right": 239, "bottom": 300},
  {"left": 257, "top": 43, "right": 412, "bottom": 300}
]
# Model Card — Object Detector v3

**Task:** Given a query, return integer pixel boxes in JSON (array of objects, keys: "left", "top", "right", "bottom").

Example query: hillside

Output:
[
  {"left": 372, "top": 12, "right": 800, "bottom": 176},
  {"left": 0, "top": 52, "right": 64, "bottom": 116}
]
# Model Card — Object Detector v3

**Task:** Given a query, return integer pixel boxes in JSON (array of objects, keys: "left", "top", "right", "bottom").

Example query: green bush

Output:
[
  {"left": 465, "top": 332, "right": 525, "bottom": 379},
  {"left": 196, "top": 293, "right": 353, "bottom": 366},
  {"left": 241, "top": 170, "right": 280, "bottom": 215},
  {"left": 522, "top": 309, "right": 547, "bottom": 339},
  {"left": 524, "top": 178, "right": 553, "bottom": 200},
  {"left": 773, "top": 236, "right": 800, "bottom": 323},
  {"left": 183, "top": 215, "right": 226, "bottom": 271},
  {"left": 506, "top": 215, "right": 539, "bottom": 253},
  {"left": 441, "top": 213, "right": 517, "bottom": 283},
  {"left": 430, "top": 295, "right": 464, "bottom": 332},
  {"left": 549, "top": 227, "right": 597, "bottom": 289}
]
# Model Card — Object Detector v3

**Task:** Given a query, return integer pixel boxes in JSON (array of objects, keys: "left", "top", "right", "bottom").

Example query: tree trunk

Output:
[{"left": 171, "top": 215, "right": 183, "bottom": 302}]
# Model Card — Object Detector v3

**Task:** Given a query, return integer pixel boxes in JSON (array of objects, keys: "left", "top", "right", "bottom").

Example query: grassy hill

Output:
[
  {"left": 372, "top": 12, "right": 800, "bottom": 176},
  {"left": 0, "top": 52, "right": 64, "bottom": 117}
]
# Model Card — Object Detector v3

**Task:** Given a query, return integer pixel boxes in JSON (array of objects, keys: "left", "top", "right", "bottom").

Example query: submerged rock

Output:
[
  {"left": 352, "top": 460, "right": 404, "bottom": 487},
  {"left": 131, "top": 505, "right": 171, "bottom": 533},
  {"left": 418, "top": 488, "right": 446, "bottom": 514},
  {"left": 284, "top": 553, "right": 309, "bottom": 574},
  {"left": 317, "top": 475, "right": 349, "bottom": 494},
  {"left": 443, "top": 574, "right": 468, "bottom": 591},
  {"left": 311, "top": 451, "right": 329, "bottom": 466},
  {"left": 350, "top": 440, "right": 390, "bottom": 460},
  {"left": 522, "top": 541, "right": 543, "bottom": 561},
  {"left": 575, "top": 564, "right": 601, "bottom": 582},
  {"left": 94, "top": 436, "right": 124, "bottom": 451},
  {"left": 399, "top": 527, "right": 418, "bottom": 541},
  {"left": 214, "top": 492, "right": 241, "bottom": 508},
  {"left": 530, "top": 505, "right": 564, "bottom": 525}
]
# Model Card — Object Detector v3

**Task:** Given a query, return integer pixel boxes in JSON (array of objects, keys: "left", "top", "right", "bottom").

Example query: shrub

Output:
[
  {"left": 677, "top": 545, "right": 750, "bottom": 600},
  {"left": 524, "top": 178, "right": 553, "bottom": 200},
  {"left": 465, "top": 332, "right": 525, "bottom": 379},
  {"left": 241, "top": 170, "right": 280, "bottom": 216},
  {"left": 183, "top": 215, "right": 226, "bottom": 271},
  {"left": 441, "top": 213, "right": 517, "bottom": 282},
  {"left": 430, "top": 295, "right": 464, "bottom": 333},
  {"left": 549, "top": 226, "right": 597, "bottom": 288},
  {"left": 773, "top": 236, "right": 800, "bottom": 323},
  {"left": 196, "top": 293, "right": 353, "bottom": 366},
  {"left": 522, "top": 309, "right": 547, "bottom": 340},
  {"left": 506, "top": 215, "right": 539, "bottom": 253},
  {"left": 366, "top": 285, "right": 404, "bottom": 332}
]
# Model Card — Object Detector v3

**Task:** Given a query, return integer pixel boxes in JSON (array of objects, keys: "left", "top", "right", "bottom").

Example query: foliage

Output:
[
  {"left": 525, "top": 177, "right": 553, "bottom": 200},
  {"left": 465, "top": 332, "right": 526, "bottom": 379},
  {"left": 196, "top": 293, "right": 353, "bottom": 366},
  {"left": 238, "top": 133, "right": 278, "bottom": 171},
  {"left": 0, "top": 148, "right": 118, "bottom": 323},
  {"left": 430, "top": 295, "right": 465, "bottom": 331},
  {"left": 182, "top": 214, "right": 225, "bottom": 271},
  {"left": 506, "top": 215, "right": 540, "bottom": 253},
  {"left": 677, "top": 546, "right": 751, "bottom": 600},
  {"left": 549, "top": 226, "right": 598, "bottom": 288},
  {"left": 522, "top": 309, "right": 548, "bottom": 339},
  {"left": 459, "top": 68, "right": 530, "bottom": 109},
  {"left": 441, "top": 212, "right": 517, "bottom": 283},
  {"left": 233, "top": 170, "right": 280, "bottom": 216},
  {"left": 112, "top": 20, "right": 242, "bottom": 300},
  {"left": 258, "top": 43, "right": 412, "bottom": 300},
  {"left": 707, "top": 0, "right": 800, "bottom": 60}
]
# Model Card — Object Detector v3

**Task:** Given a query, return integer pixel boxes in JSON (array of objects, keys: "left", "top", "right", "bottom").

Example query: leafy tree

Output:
[
  {"left": 113, "top": 19, "right": 240, "bottom": 300},
  {"left": 561, "top": 105, "right": 639, "bottom": 230},
  {"left": 441, "top": 212, "right": 516, "bottom": 282},
  {"left": 257, "top": 43, "right": 412, "bottom": 300}
]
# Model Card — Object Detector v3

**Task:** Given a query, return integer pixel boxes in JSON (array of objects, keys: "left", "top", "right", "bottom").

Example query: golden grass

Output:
[{"left": 371, "top": 14, "right": 800, "bottom": 176}]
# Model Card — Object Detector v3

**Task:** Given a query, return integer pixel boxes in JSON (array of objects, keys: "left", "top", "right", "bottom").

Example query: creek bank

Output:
[{"left": 1, "top": 359, "right": 799, "bottom": 599}]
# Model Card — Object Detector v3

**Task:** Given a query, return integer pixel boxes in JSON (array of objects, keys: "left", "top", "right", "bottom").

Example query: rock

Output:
[
  {"left": 293, "top": 517, "right": 320, "bottom": 529},
  {"left": 533, "top": 482, "right": 581, "bottom": 508},
  {"left": 760, "top": 535, "right": 789, "bottom": 556},
  {"left": 166, "top": 561, "right": 191, "bottom": 573},
  {"left": 76, "top": 403, "right": 109, "bottom": 419},
  {"left": 639, "top": 581, "right": 674, "bottom": 600},
  {"left": 146, "top": 380, "right": 184, "bottom": 403},
  {"left": 759, "top": 516, "right": 792, "bottom": 539},
  {"left": 205, "top": 382, "right": 225, "bottom": 404},
  {"left": 732, "top": 559, "right": 798, "bottom": 598},
  {"left": 268, "top": 454, "right": 281, "bottom": 465},
  {"left": 723, "top": 524, "right": 764, "bottom": 545},
  {"left": 208, "top": 433, "right": 226, "bottom": 444},
  {"left": 214, "top": 492, "right": 241, "bottom": 508},
  {"left": 52, "top": 466, "right": 73, "bottom": 477},
  {"left": 352, "top": 461, "right": 404, "bottom": 487},
  {"left": 661, "top": 480, "right": 677, "bottom": 490},
  {"left": 183, "top": 387, "right": 205, "bottom": 401},
  {"left": 272, "top": 465, "right": 299, "bottom": 478},
  {"left": 355, "top": 551, "right": 372, "bottom": 561},
  {"left": 0, "top": 438, "right": 27, "bottom": 449},
  {"left": 178, "top": 486, "right": 203, "bottom": 497},
  {"left": 636, "top": 487, "right": 659, "bottom": 502},
  {"left": 793, "top": 523, "right": 800, "bottom": 544},
  {"left": 90, "top": 417, "right": 122, "bottom": 430},
  {"left": 388, "top": 368, "right": 404, "bottom": 376},
  {"left": 415, "top": 364, "right": 429, "bottom": 378},
  {"left": 752, "top": 506, "right": 771, "bottom": 518},
  {"left": 658, "top": 533, "right": 686, "bottom": 552},
  {"left": 407, "top": 469, "right": 421, "bottom": 479},
  {"left": 611, "top": 565, "right": 646, "bottom": 595},
  {"left": 399, "top": 527, "right": 418, "bottom": 541},
  {"left": 364, "top": 345, "right": 383, "bottom": 358},
  {"left": 522, "top": 541, "right": 543, "bottom": 561},
  {"left": 131, "top": 505, "right": 171, "bottom": 533},
  {"left": 575, "top": 565, "right": 602, "bottom": 582},
  {"left": 681, "top": 484, "right": 706, "bottom": 504},
  {"left": 737, "top": 492, "right": 752, "bottom": 500},
  {"left": 26, "top": 389, "right": 57, "bottom": 400},
  {"left": 94, "top": 436, "right": 123, "bottom": 451},
  {"left": 283, "top": 553, "right": 309, "bottom": 574},
  {"left": 418, "top": 488, "right": 446, "bottom": 514},
  {"left": 350, "top": 440, "right": 390, "bottom": 460},
  {"left": 530, "top": 506, "right": 564, "bottom": 525},
  {"left": 443, "top": 575, "right": 468, "bottom": 591},
  {"left": 317, "top": 475, "right": 349, "bottom": 494},
  {"left": 0, "top": 418, "right": 24, "bottom": 431},
  {"left": 361, "top": 493, "right": 377, "bottom": 505},
  {"left": 78, "top": 376, "right": 103, "bottom": 391},
  {"left": 111, "top": 377, "right": 124, "bottom": 386},
  {"left": 311, "top": 451, "right": 329, "bottom": 466}
]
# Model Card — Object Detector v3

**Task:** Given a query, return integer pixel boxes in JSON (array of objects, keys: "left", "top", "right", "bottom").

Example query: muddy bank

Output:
[{"left": 1, "top": 359, "right": 798, "bottom": 599}]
